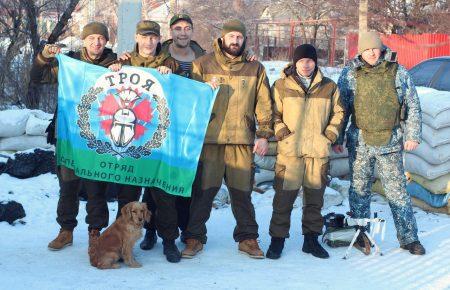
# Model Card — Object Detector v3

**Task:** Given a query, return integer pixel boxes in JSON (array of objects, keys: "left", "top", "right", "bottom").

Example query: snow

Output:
[
  {"left": 1, "top": 173, "right": 449, "bottom": 290},
  {"left": 262, "top": 61, "right": 342, "bottom": 85}
]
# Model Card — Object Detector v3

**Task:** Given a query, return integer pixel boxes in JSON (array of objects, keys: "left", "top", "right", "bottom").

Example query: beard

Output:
[{"left": 222, "top": 42, "right": 243, "bottom": 57}]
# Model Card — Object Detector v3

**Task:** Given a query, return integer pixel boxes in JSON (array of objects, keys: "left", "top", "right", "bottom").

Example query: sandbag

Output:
[
  {"left": 254, "top": 168, "right": 275, "bottom": 187},
  {"left": 0, "top": 135, "right": 51, "bottom": 151},
  {"left": 408, "top": 139, "right": 450, "bottom": 165},
  {"left": 4, "top": 148, "right": 56, "bottom": 178},
  {"left": 406, "top": 181, "right": 450, "bottom": 208},
  {"left": 0, "top": 109, "right": 30, "bottom": 137},
  {"left": 422, "top": 123, "right": 450, "bottom": 148},
  {"left": 330, "top": 158, "right": 350, "bottom": 177},
  {"left": 405, "top": 153, "right": 450, "bottom": 180},
  {"left": 418, "top": 87, "right": 450, "bottom": 129},
  {"left": 254, "top": 155, "right": 276, "bottom": 171},
  {"left": 25, "top": 114, "right": 51, "bottom": 136},
  {"left": 330, "top": 147, "right": 349, "bottom": 160},
  {"left": 408, "top": 172, "right": 450, "bottom": 194}
]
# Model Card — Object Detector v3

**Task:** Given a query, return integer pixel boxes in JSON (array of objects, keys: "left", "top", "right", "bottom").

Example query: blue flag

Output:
[{"left": 56, "top": 54, "right": 217, "bottom": 197}]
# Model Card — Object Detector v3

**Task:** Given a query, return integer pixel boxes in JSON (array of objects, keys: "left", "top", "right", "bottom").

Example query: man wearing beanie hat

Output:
[
  {"left": 336, "top": 31, "right": 425, "bottom": 255},
  {"left": 181, "top": 19, "right": 273, "bottom": 259},
  {"left": 30, "top": 22, "right": 117, "bottom": 253},
  {"left": 266, "top": 44, "right": 345, "bottom": 260}
]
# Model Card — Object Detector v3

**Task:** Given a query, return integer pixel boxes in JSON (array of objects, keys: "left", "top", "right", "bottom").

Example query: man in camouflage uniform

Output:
[
  {"left": 181, "top": 19, "right": 273, "bottom": 259},
  {"left": 30, "top": 22, "right": 117, "bottom": 251},
  {"left": 336, "top": 31, "right": 425, "bottom": 255}
]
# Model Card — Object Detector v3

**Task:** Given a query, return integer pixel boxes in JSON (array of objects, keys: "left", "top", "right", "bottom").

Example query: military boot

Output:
[
  {"left": 48, "top": 228, "right": 73, "bottom": 251},
  {"left": 302, "top": 234, "right": 329, "bottom": 259},
  {"left": 266, "top": 237, "right": 285, "bottom": 260},
  {"left": 238, "top": 239, "right": 265, "bottom": 259}
]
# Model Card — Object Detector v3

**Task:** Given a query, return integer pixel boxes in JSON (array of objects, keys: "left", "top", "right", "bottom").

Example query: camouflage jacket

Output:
[{"left": 337, "top": 48, "right": 422, "bottom": 154}]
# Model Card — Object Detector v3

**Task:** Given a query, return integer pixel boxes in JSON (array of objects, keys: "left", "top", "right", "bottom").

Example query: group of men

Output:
[{"left": 31, "top": 13, "right": 426, "bottom": 265}]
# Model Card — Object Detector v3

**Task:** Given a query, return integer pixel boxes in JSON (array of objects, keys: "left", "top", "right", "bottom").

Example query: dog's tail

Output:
[{"left": 88, "top": 238, "right": 99, "bottom": 267}]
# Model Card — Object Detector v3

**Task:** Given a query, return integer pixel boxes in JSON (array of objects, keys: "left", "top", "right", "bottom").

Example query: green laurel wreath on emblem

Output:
[{"left": 77, "top": 87, "right": 170, "bottom": 159}]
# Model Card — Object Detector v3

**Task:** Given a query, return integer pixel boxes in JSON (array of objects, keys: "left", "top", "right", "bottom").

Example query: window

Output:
[
  {"left": 431, "top": 62, "right": 450, "bottom": 91},
  {"left": 409, "top": 60, "right": 444, "bottom": 87}
]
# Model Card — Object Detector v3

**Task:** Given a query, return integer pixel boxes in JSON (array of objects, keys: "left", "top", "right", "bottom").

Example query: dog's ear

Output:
[
  {"left": 121, "top": 202, "right": 133, "bottom": 220},
  {"left": 143, "top": 203, "right": 151, "bottom": 223}
]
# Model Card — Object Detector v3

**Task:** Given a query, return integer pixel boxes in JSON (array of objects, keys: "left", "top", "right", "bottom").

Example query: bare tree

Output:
[
  {"left": 181, "top": 0, "right": 270, "bottom": 51},
  {"left": 369, "top": 0, "right": 449, "bottom": 34}
]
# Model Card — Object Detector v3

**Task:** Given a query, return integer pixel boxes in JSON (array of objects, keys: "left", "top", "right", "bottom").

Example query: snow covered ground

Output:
[
  {"left": 1, "top": 61, "right": 449, "bottom": 289},
  {"left": 1, "top": 173, "right": 449, "bottom": 290}
]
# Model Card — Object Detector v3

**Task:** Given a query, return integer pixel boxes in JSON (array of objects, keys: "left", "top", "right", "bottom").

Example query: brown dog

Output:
[{"left": 89, "top": 201, "right": 151, "bottom": 269}]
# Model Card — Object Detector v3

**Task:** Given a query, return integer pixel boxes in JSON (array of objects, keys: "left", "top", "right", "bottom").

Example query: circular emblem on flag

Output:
[{"left": 77, "top": 68, "right": 170, "bottom": 158}]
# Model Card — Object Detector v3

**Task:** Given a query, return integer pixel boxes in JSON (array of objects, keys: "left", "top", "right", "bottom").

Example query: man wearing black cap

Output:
[
  {"left": 160, "top": 14, "right": 206, "bottom": 78},
  {"left": 30, "top": 22, "right": 117, "bottom": 252},
  {"left": 266, "top": 44, "right": 345, "bottom": 260},
  {"left": 181, "top": 19, "right": 273, "bottom": 259}
]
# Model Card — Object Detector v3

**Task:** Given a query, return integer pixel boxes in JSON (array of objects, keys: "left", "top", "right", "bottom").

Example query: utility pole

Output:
[
  {"left": 117, "top": 0, "right": 142, "bottom": 54},
  {"left": 359, "top": 0, "right": 368, "bottom": 33}
]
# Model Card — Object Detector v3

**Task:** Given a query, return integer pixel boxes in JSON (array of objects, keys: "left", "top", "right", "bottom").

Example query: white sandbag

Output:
[
  {"left": 254, "top": 155, "right": 276, "bottom": 171},
  {"left": 0, "top": 135, "right": 51, "bottom": 151},
  {"left": 25, "top": 114, "right": 51, "bottom": 136},
  {"left": 323, "top": 187, "right": 345, "bottom": 209},
  {"left": 29, "top": 109, "right": 53, "bottom": 121},
  {"left": 422, "top": 123, "right": 450, "bottom": 148},
  {"left": 0, "top": 109, "right": 30, "bottom": 137},
  {"left": 330, "top": 158, "right": 350, "bottom": 177},
  {"left": 254, "top": 169, "right": 275, "bottom": 187},
  {"left": 409, "top": 139, "right": 450, "bottom": 165},
  {"left": 405, "top": 153, "right": 450, "bottom": 180},
  {"left": 330, "top": 147, "right": 349, "bottom": 160},
  {"left": 418, "top": 87, "right": 450, "bottom": 129}
]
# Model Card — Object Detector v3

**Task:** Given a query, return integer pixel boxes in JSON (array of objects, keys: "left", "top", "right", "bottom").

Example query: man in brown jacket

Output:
[
  {"left": 30, "top": 22, "right": 117, "bottom": 252},
  {"left": 266, "top": 44, "right": 345, "bottom": 259},
  {"left": 181, "top": 19, "right": 273, "bottom": 259}
]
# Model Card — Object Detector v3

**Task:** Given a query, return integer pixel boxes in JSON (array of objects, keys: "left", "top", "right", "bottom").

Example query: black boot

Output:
[
  {"left": 266, "top": 237, "right": 285, "bottom": 259},
  {"left": 163, "top": 239, "right": 181, "bottom": 263},
  {"left": 140, "top": 229, "right": 157, "bottom": 250},
  {"left": 401, "top": 241, "right": 426, "bottom": 255},
  {"left": 302, "top": 234, "right": 329, "bottom": 259}
]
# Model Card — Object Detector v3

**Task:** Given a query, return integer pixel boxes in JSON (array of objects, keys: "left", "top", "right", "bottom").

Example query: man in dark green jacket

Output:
[{"left": 30, "top": 22, "right": 116, "bottom": 252}]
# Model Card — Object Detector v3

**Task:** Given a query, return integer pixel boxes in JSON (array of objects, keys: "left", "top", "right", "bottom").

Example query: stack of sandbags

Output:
[
  {"left": 254, "top": 140, "right": 352, "bottom": 179},
  {"left": 403, "top": 87, "right": 450, "bottom": 214},
  {"left": 329, "top": 145, "right": 350, "bottom": 178},
  {"left": 254, "top": 140, "right": 277, "bottom": 186},
  {"left": 0, "top": 109, "right": 53, "bottom": 152}
]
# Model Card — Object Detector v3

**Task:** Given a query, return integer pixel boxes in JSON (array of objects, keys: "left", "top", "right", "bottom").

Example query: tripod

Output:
[{"left": 343, "top": 213, "right": 386, "bottom": 259}]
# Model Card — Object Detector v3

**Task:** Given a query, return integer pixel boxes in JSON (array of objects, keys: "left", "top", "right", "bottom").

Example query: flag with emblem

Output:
[{"left": 55, "top": 54, "right": 217, "bottom": 197}]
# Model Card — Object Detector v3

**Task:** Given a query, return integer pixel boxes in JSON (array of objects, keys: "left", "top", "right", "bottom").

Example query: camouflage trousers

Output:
[{"left": 348, "top": 145, "right": 419, "bottom": 246}]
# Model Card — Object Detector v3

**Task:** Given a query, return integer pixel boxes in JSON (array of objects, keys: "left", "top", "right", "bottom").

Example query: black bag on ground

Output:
[
  {"left": 322, "top": 212, "right": 357, "bottom": 248},
  {"left": 0, "top": 201, "right": 26, "bottom": 224},
  {"left": 5, "top": 149, "right": 56, "bottom": 178}
]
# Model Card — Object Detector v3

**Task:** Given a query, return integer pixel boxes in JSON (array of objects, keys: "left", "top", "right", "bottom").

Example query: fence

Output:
[{"left": 346, "top": 33, "right": 450, "bottom": 69}]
